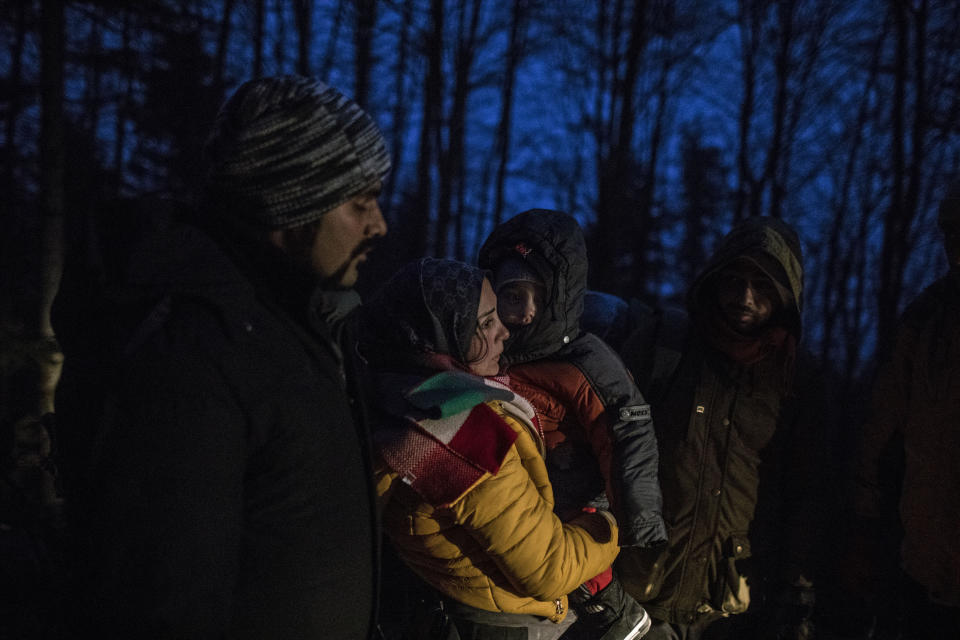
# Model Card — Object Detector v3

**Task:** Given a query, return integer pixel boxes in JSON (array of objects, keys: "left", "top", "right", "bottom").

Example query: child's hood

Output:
[{"left": 478, "top": 209, "right": 587, "bottom": 365}]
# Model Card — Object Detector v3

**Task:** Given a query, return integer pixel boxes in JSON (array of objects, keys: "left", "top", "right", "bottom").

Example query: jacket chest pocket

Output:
[{"left": 728, "top": 392, "right": 780, "bottom": 454}]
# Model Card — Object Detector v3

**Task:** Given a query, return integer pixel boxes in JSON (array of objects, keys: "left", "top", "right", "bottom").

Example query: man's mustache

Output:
[
  {"left": 726, "top": 302, "right": 760, "bottom": 317},
  {"left": 351, "top": 236, "right": 381, "bottom": 258},
  {"left": 318, "top": 236, "right": 383, "bottom": 290}
]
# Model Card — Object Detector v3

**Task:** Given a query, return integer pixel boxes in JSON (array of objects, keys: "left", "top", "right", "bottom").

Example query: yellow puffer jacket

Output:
[{"left": 376, "top": 399, "right": 621, "bottom": 622}]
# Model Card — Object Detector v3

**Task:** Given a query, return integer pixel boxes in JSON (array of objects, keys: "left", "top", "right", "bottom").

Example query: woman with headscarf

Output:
[{"left": 360, "top": 257, "right": 621, "bottom": 640}]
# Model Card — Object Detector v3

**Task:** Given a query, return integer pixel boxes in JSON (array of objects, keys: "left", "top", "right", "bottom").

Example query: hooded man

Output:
[
  {"left": 53, "top": 76, "right": 390, "bottom": 638},
  {"left": 847, "top": 180, "right": 960, "bottom": 637},
  {"left": 583, "top": 217, "right": 822, "bottom": 640}
]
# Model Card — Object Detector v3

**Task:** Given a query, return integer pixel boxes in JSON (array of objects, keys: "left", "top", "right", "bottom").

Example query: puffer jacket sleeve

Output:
[
  {"left": 447, "top": 423, "right": 621, "bottom": 601},
  {"left": 581, "top": 364, "right": 666, "bottom": 547},
  {"left": 524, "top": 335, "right": 667, "bottom": 548}
]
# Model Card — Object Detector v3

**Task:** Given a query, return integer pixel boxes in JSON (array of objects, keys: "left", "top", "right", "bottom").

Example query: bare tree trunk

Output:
[
  {"left": 764, "top": 0, "right": 794, "bottom": 220},
  {"left": 593, "top": 0, "right": 611, "bottom": 182},
  {"left": 384, "top": 0, "right": 413, "bottom": 214},
  {"left": 636, "top": 63, "right": 667, "bottom": 292},
  {"left": 734, "top": 0, "right": 762, "bottom": 222},
  {"left": 778, "top": 2, "right": 832, "bottom": 220},
  {"left": 843, "top": 194, "right": 875, "bottom": 385},
  {"left": 36, "top": 0, "right": 66, "bottom": 411},
  {"left": 438, "top": 0, "right": 482, "bottom": 258},
  {"left": 273, "top": 0, "right": 289, "bottom": 71},
  {"left": 39, "top": 0, "right": 65, "bottom": 339},
  {"left": 3, "top": 0, "right": 27, "bottom": 196},
  {"left": 614, "top": 0, "right": 645, "bottom": 179},
  {"left": 475, "top": 150, "right": 494, "bottom": 255},
  {"left": 878, "top": 0, "right": 924, "bottom": 353},
  {"left": 114, "top": 9, "right": 132, "bottom": 190},
  {"left": 320, "top": 0, "right": 345, "bottom": 79},
  {"left": 492, "top": 0, "right": 529, "bottom": 227},
  {"left": 411, "top": 0, "right": 445, "bottom": 259},
  {"left": 294, "top": 0, "right": 313, "bottom": 75},
  {"left": 353, "top": 0, "right": 377, "bottom": 107},
  {"left": 821, "top": 21, "right": 886, "bottom": 366},
  {"left": 594, "top": 0, "right": 646, "bottom": 290},
  {"left": 253, "top": 0, "right": 265, "bottom": 78},
  {"left": 902, "top": 0, "right": 927, "bottom": 284},
  {"left": 214, "top": 0, "right": 236, "bottom": 98},
  {"left": 83, "top": 12, "right": 103, "bottom": 133}
]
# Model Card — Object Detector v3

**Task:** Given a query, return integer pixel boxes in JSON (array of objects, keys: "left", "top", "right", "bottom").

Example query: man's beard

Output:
[
  {"left": 318, "top": 237, "right": 381, "bottom": 290},
  {"left": 721, "top": 303, "right": 765, "bottom": 335}
]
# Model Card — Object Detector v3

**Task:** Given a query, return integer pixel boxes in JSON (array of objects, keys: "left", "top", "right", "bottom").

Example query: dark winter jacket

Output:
[
  {"left": 478, "top": 209, "right": 667, "bottom": 548},
  {"left": 854, "top": 269, "right": 960, "bottom": 607},
  {"left": 53, "top": 198, "right": 379, "bottom": 639},
  {"left": 583, "top": 218, "right": 823, "bottom": 625}
]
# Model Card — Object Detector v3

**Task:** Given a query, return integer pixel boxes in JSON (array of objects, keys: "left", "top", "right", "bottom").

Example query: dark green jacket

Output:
[{"left": 584, "top": 218, "right": 823, "bottom": 625}]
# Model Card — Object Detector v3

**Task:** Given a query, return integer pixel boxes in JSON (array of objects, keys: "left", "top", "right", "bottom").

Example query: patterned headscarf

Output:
[
  {"left": 360, "top": 258, "right": 489, "bottom": 371},
  {"left": 203, "top": 75, "right": 391, "bottom": 230}
]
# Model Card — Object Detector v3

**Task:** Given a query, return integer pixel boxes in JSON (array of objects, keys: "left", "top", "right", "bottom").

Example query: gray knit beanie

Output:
[{"left": 203, "top": 75, "right": 391, "bottom": 230}]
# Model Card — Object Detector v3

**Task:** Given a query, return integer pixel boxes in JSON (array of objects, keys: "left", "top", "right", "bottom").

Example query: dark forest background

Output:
[
  {"left": 1, "top": 1, "right": 959, "bottom": 636},
  {"left": 2, "top": 0, "right": 960, "bottom": 447}
]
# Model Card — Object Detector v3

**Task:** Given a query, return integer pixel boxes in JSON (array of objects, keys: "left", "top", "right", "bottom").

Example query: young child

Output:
[{"left": 479, "top": 209, "right": 665, "bottom": 640}]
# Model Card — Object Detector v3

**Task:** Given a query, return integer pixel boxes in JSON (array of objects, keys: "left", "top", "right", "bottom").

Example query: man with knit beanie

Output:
[
  {"left": 843, "top": 180, "right": 960, "bottom": 638},
  {"left": 53, "top": 76, "right": 390, "bottom": 638},
  {"left": 581, "top": 217, "right": 825, "bottom": 640}
]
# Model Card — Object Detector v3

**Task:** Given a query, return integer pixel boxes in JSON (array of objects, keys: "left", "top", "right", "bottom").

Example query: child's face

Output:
[{"left": 497, "top": 281, "right": 546, "bottom": 328}]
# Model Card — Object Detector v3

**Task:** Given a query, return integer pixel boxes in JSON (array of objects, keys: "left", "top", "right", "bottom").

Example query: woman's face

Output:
[{"left": 466, "top": 278, "right": 510, "bottom": 376}]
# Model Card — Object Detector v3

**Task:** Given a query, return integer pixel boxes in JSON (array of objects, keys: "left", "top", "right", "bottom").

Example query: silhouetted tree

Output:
[
  {"left": 411, "top": 0, "right": 445, "bottom": 260},
  {"left": 438, "top": 0, "right": 483, "bottom": 259},
  {"left": 294, "top": 0, "right": 312, "bottom": 75},
  {"left": 678, "top": 128, "right": 728, "bottom": 288},
  {"left": 383, "top": 0, "right": 413, "bottom": 215},
  {"left": 37, "top": 0, "right": 64, "bottom": 343},
  {"left": 352, "top": 0, "right": 377, "bottom": 107},
  {"left": 492, "top": 0, "right": 531, "bottom": 228},
  {"left": 253, "top": 0, "right": 265, "bottom": 77},
  {"left": 877, "top": 0, "right": 927, "bottom": 354},
  {"left": 133, "top": 15, "right": 220, "bottom": 197}
]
